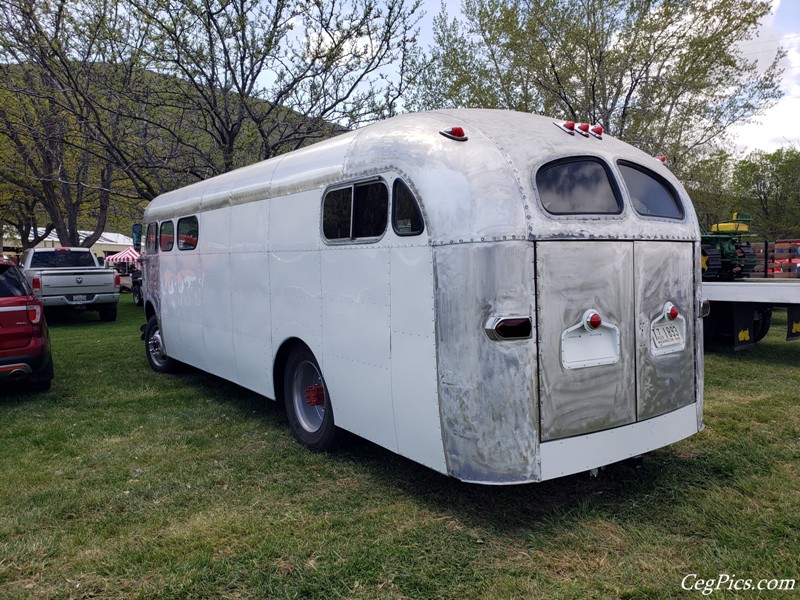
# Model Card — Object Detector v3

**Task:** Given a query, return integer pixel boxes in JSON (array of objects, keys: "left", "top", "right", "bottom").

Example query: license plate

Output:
[
  {"left": 73, "top": 294, "right": 86, "bottom": 302},
  {"left": 652, "top": 322, "right": 683, "bottom": 348}
]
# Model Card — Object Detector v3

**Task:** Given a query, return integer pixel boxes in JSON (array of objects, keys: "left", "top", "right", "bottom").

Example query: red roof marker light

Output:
[
  {"left": 589, "top": 125, "right": 603, "bottom": 139},
  {"left": 555, "top": 121, "right": 576, "bottom": 135},
  {"left": 440, "top": 126, "right": 468, "bottom": 141}
]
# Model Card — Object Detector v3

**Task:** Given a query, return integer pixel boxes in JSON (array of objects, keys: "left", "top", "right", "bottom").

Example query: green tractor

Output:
[{"left": 700, "top": 212, "right": 758, "bottom": 281}]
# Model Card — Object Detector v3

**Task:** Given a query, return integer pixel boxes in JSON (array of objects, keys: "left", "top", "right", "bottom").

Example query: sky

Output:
[
  {"left": 728, "top": 0, "right": 800, "bottom": 153},
  {"left": 416, "top": 0, "right": 800, "bottom": 155}
]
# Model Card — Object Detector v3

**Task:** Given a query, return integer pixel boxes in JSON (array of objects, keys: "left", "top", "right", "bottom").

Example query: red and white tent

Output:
[{"left": 104, "top": 246, "right": 140, "bottom": 264}]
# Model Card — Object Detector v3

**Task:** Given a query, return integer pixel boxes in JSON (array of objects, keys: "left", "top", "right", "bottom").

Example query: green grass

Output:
[{"left": 1, "top": 297, "right": 798, "bottom": 599}]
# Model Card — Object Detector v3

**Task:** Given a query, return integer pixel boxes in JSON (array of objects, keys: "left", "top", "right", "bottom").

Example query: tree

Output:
[
  {"left": 680, "top": 150, "right": 737, "bottom": 231},
  {"left": 129, "top": 0, "right": 422, "bottom": 169},
  {"left": 0, "top": 0, "right": 423, "bottom": 247},
  {"left": 409, "top": 0, "right": 784, "bottom": 176},
  {"left": 732, "top": 148, "right": 800, "bottom": 240},
  {"left": 0, "top": 0, "right": 163, "bottom": 247}
]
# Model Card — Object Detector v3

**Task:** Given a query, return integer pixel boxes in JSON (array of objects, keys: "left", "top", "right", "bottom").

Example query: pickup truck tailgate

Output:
[{"left": 39, "top": 270, "right": 114, "bottom": 295}]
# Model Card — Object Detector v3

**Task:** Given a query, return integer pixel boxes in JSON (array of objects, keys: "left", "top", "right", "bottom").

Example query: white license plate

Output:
[
  {"left": 652, "top": 322, "right": 683, "bottom": 348},
  {"left": 73, "top": 294, "right": 87, "bottom": 302}
]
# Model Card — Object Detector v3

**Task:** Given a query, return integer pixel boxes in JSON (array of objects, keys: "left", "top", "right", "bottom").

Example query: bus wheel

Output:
[
  {"left": 284, "top": 347, "right": 341, "bottom": 451},
  {"left": 145, "top": 315, "right": 176, "bottom": 374},
  {"left": 132, "top": 283, "right": 143, "bottom": 307}
]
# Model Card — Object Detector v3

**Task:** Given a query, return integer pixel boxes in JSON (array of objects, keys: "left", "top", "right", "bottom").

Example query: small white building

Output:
[{"left": 1, "top": 227, "right": 132, "bottom": 258}]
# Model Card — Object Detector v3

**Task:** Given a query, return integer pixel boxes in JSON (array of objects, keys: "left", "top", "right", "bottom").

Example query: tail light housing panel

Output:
[
  {"left": 560, "top": 309, "right": 621, "bottom": 369},
  {"left": 650, "top": 301, "right": 687, "bottom": 356}
]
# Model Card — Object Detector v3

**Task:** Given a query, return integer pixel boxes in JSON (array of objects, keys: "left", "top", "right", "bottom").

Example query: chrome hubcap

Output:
[{"left": 292, "top": 360, "right": 325, "bottom": 433}]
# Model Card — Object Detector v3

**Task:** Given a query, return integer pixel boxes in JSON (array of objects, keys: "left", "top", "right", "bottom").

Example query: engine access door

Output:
[{"left": 536, "top": 241, "right": 637, "bottom": 441}]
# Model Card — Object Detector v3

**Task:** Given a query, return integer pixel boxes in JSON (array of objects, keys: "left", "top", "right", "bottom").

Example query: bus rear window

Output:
[
  {"left": 536, "top": 158, "right": 621, "bottom": 215},
  {"left": 618, "top": 162, "right": 684, "bottom": 219}
]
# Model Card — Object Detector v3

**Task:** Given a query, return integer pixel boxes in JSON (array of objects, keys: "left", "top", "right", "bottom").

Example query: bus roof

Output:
[{"left": 144, "top": 109, "right": 698, "bottom": 243}]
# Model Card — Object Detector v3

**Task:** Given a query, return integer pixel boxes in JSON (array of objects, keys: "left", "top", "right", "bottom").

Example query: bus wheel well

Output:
[
  {"left": 144, "top": 302, "right": 156, "bottom": 322},
  {"left": 273, "top": 338, "right": 310, "bottom": 402}
]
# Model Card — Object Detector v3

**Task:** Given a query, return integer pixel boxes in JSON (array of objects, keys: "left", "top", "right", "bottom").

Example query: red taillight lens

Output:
[
  {"left": 27, "top": 304, "right": 42, "bottom": 325},
  {"left": 494, "top": 317, "right": 532, "bottom": 340},
  {"left": 32, "top": 277, "right": 41, "bottom": 295},
  {"left": 114, "top": 273, "right": 121, "bottom": 292},
  {"left": 668, "top": 304, "right": 679, "bottom": 320},
  {"left": 587, "top": 312, "right": 602, "bottom": 330}
]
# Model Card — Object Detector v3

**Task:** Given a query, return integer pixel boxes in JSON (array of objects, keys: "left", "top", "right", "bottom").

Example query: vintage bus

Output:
[{"left": 139, "top": 110, "right": 704, "bottom": 484}]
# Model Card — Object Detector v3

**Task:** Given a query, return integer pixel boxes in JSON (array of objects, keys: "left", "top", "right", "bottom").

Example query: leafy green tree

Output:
[
  {"left": 409, "top": 0, "right": 784, "bottom": 175},
  {"left": 0, "top": 0, "right": 423, "bottom": 247},
  {"left": 732, "top": 148, "right": 800, "bottom": 240},
  {"left": 681, "top": 150, "right": 738, "bottom": 232}
]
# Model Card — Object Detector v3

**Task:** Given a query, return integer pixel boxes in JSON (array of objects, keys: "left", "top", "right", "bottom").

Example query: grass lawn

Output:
[{"left": 1, "top": 295, "right": 798, "bottom": 599}]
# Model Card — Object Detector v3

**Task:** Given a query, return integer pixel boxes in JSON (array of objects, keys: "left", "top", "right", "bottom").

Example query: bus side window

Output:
[
  {"left": 145, "top": 222, "right": 159, "bottom": 253},
  {"left": 160, "top": 221, "right": 175, "bottom": 252},
  {"left": 323, "top": 188, "right": 352, "bottom": 241},
  {"left": 177, "top": 216, "right": 199, "bottom": 250},
  {"left": 392, "top": 179, "right": 424, "bottom": 236},
  {"left": 323, "top": 181, "right": 388, "bottom": 242},
  {"left": 353, "top": 182, "right": 388, "bottom": 239}
]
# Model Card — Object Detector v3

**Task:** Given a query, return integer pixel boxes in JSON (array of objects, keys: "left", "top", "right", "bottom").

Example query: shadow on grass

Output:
[
  {"left": 44, "top": 309, "right": 111, "bottom": 327},
  {"left": 169, "top": 363, "right": 765, "bottom": 546}
]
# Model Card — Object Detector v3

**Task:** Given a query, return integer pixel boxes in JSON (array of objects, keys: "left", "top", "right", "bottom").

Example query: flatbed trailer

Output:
[{"left": 702, "top": 279, "right": 800, "bottom": 350}]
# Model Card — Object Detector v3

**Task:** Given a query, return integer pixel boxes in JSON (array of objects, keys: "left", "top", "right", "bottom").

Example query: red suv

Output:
[{"left": 0, "top": 257, "right": 53, "bottom": 391}]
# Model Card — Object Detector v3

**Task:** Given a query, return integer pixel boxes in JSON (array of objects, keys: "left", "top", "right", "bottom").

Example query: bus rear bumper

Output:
[{"left": 539, "top": 403, "right": 699, "bottom": 481}]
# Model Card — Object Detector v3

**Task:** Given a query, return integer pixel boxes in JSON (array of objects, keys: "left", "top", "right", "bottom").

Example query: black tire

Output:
[
  {"left": 132, "top": 283, "right": 143, "bottom": 307},
  {"left": 145, "top": 315, "right": 177, "bottom": 373},
  {"left": 99, "top": 303, "right": 117, "bottom": 322},
  {"left": 752, "top": 309, "right": 772, "bottom": 343},
  {"left": 283, "top": 347, "right": 342, "bottom": 452},
  {"left": 29, "top": 378, "right": 52, "bottom": 392}
]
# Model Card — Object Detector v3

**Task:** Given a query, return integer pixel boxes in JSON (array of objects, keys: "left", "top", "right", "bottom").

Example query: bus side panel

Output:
[
  {"left": 163, "top": 228, "right": 205, "bottom": 370},
  {"left": 390, "top": 245, "right": 446, "bottom": 473},
  {"left": 434, "top": 242, "right": 539, "bottom": 484},
  {"left": 321, "top": 247, "right": 396, "bottom": 451},
  {"left": 200, "top": 207, "right": 234, "bottom": 380},
  {"left": 269, "top": 191, "right": 323, "bottom": 380},
  {"left": 158, "top": 245, "right": 181, "bottom": 362},
  {"left": 230, "top": 200, "right": 272, "bottom": 396}
]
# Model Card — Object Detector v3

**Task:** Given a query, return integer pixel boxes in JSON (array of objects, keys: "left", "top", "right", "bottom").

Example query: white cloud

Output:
[{"left": 729, "top": 1, "right": 800, "bottom": 153}]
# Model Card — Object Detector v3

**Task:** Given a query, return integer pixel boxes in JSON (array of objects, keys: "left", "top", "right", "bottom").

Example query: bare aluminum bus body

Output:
[{"left": 140, "top": 109, "right": 704, "bottom": 484}]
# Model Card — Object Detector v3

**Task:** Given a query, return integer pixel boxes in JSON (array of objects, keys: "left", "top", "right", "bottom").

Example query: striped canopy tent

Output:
[{"left": 104, "top": 246, "right": 140, "bottom": 264}]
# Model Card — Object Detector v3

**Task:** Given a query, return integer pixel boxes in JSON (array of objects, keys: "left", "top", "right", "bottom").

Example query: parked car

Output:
[
  {"left": 0, "top": 257, "right": 53, "bottom": 391},
  {"left": 19, "top": 247, "right": 120, "bottom": 321}
]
